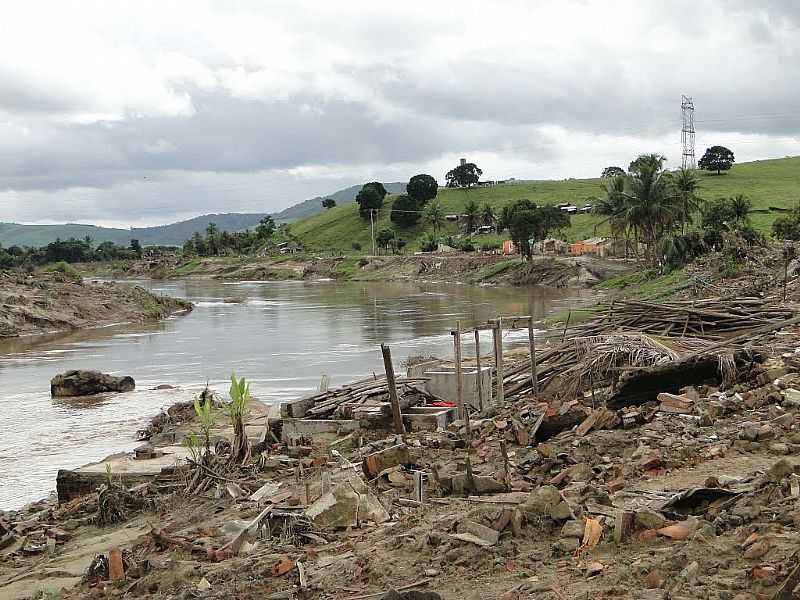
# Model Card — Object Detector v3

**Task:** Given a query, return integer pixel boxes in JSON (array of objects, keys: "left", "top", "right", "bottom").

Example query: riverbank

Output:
[
  {"left": 80, "top": 252, "right": 634, "bottom": 288},
  {"left": 0, "top": 270, "right": 192, "bottom": 338},
  {"left": 4, "top": 272, "right": 800, "bottom": 598}
]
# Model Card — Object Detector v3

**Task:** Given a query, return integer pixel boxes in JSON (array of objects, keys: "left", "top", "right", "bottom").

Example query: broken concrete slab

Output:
[
  {"left": 305, "top": 475, "right": 389, "bottom": 530},
  {"left": 363, "top": 444, "right": 411, "bottom": 479}
]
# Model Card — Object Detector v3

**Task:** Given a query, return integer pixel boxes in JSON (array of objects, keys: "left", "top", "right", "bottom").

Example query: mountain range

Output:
[{"left": 0, "top": 182, "right": 407, "bottom": 248}]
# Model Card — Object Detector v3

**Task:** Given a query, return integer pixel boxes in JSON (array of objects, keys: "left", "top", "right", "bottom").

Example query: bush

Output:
[
  {"left": 458, "top": 238, "right": 475, "bottom": 252},
  {"left": 43, "top": 261, "right": 81, "bottom": 280},
  {"left": 480, "top": 240, "right": 502, "bottom": 252},
  {"left": 351, "top": 241, "right": 362, "bottom": 251},
  {"left": 419, "top": 232, "right": 439, "bottom": 252}
]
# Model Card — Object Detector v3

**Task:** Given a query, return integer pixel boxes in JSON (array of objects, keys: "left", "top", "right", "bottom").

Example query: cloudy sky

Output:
[{"left": 0, "top": 1, "right": 798, "bottom": 228}]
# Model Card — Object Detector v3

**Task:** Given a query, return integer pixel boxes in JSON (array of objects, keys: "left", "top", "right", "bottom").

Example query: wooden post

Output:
[
  {"left": 527, "top": 316, "right": 538, "bottom": 397},
  {"left": 561, "top": 311, "right": 571, "bottom": 343},
  {"left": 453, "top": 322, "right": 472, "bottom": 441},
  {"left": 413, "top": 471, "right": 424, "bottom": 503},
  {"left": 493, "top": 318, "right": 505, "bottom": 405},
  {"left": 380, "top": 343, "right": 406, "bottom": 435},
  {"left": 474, "top": 329, "right": 484, "bottom": 411}
]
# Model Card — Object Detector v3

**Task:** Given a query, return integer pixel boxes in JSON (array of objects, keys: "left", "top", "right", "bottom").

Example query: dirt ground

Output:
[{"left": 0, "top": 271, "right": 192, "bottom": 338}]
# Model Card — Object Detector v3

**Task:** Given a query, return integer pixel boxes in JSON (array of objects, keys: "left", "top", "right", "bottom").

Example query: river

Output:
[{"left": 0, "top": 279, "right": 593, "bottom": 509}]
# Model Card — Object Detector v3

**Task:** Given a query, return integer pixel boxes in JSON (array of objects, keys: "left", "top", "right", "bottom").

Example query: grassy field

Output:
[{"left": 290, "top": 156, "right": 800, "bottom": 253}]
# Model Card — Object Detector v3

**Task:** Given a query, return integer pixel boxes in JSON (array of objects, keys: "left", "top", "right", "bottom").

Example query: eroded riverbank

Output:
[{"left": 0, "top": 271, "right": 192, "bottom": 338}]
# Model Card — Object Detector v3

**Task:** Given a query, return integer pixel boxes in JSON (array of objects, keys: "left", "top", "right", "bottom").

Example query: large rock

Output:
[{"left": 51, "top": 370, "right": 135, "bottom": 397}]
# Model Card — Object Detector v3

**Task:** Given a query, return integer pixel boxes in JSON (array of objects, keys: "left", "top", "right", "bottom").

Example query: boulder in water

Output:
[{"left": 51, "top": 370, "right": 135, "bottom": 397}]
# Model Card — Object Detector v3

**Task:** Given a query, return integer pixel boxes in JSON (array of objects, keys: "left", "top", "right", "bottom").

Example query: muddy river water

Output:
[{"left": 0, "top": 279, "right": 593, "bottom": 509}]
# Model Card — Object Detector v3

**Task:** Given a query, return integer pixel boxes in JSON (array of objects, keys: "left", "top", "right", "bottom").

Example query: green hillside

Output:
[
  {"left": 272, "top": 182, "right": 406, "bottom": 223},
  {"left": 292, "top": 157, "right": 800, "bottom": 252}
]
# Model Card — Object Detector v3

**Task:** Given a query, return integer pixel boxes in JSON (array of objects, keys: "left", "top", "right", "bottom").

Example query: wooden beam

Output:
[
  {"left": 474, "top": 328, "right": 484, "bottom": 411},
  {"left": 493, "top": 318, "right": 505, "bottom": 405},
  {"left": 453, "top": 321, "right": 471, "bottom": 440},
  {"left": 528, "top": 316, "right": 538, "bottom": 397},
  {"left": 380, "top": 344, "right": 406, "bottom": 435}
]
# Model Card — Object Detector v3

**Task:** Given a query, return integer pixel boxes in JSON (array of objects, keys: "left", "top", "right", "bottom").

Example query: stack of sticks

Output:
[
  {"left": 297, "top": 376, "right": 435, "bottom": 421},
  {"left": 593, "top": 298, "right": 794, "bottom": 340}
]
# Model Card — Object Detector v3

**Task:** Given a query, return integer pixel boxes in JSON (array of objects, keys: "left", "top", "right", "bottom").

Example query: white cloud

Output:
[{"left": 0, "top": 0, "right": 798, "bottom": 225}]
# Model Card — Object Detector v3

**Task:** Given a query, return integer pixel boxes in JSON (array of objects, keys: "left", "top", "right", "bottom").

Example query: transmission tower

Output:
[{"left": 681, "top": 95, "right": 695, "bottom": 170}]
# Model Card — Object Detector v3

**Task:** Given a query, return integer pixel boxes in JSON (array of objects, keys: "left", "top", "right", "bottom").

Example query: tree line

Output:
[
  {"left": 181, "top": 217, "right": 288, "bottom": 257},
  {"left": 0, "top": 237, "right": 143, "bottom": 269}
]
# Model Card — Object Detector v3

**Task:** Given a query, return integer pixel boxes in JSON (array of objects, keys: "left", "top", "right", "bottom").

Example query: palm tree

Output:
[
  {"left": 425, "top": 201, "right": 445, "bottom": 232},
  {"left": 480, "top": 203, "right": 495, "bottom": 228},
  {"left": 463, "top": 199, "right": 479, "bottom": 233},
  {"left": 729, "top": 194, "right": 752, "bottom": 224},
  {"left": 670, "top": 168, "right": 703, "bottom": 233},
  {"left": 620, "top": 158, "right": 680, "bottom": 264},
  {"left": 593, "top": 175, "right": 630, "bottom": 255}
]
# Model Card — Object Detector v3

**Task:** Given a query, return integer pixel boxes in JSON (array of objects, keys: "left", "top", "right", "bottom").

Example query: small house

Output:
[
  {"left": 569, "top": 237, "right": 606, "bottom": 256},
  {"left": 502, "top": 240, "right": 517, "bottom": 255},
  {"left": 536, "top": 238, "right": 569, "bottom": 255}
]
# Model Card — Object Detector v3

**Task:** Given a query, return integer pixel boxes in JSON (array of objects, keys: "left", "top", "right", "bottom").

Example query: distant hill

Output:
[
  {"left": 0, "top": 181, "right": 407, "bottom": 248},
  {"left": 131, "top": 213, "right": 270, "bottom": 246},
  {"left": 272, "top": 182, "right": 406, "bottom": 223},
  {"left": 0, "top": 222, "right": 130, "bottom": 247}
]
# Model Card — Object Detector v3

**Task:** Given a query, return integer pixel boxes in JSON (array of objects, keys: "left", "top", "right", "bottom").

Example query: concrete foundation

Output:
[
  {"left": 403, "top": 406, "right": 457, "bottom": 431},
  {"left": 423, "top": 366, "right": 493, "bottom": 412},
  {"left": 281, "top": 418, "right": 361, "bottom": 440}
]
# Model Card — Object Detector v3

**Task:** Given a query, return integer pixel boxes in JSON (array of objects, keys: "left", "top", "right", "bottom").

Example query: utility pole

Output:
[
  {"left": 681, "top": 95, "right": 696, "bottom": 170},
  {"left": 370, "top": 209, "right": 376, "bottom": 255}
]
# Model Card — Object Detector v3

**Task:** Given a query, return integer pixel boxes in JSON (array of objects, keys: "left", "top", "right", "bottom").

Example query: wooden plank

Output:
[{"left": 380, "top": 344, "right": 405, "bottom": 435}]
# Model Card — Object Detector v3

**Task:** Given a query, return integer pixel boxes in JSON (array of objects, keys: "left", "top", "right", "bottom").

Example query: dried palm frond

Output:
[{"left": 559, "top": 334, "right": 683, "bottom": 399}]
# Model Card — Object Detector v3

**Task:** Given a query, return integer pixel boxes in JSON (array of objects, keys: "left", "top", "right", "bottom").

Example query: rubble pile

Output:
[{"left": 5, "top": 302, "right": 800, "bottom": 598}]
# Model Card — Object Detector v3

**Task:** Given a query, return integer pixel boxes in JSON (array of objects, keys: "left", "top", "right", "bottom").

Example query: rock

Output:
[
  {"left": 763, "top": 458, "right": 794, "bottom": 483},
  {"left": 306, "top": 474, "right": 390, "bottom": 529},
  {"left": 453, "top": 520, "right": 500, "bottom": 546},
  {"left": 635, "top": 510, "right": 666, "bottom": 531},
  {"left": 644, "top": 570, "right": 664, "bottom": 589},
  {"left": 757, "top": 424, "right": 775, "bottom": 440},
  {"left": 743, "top": 538, "right": 771, "bottom": 560},
  {"left": 560, "top": 519, "right": 585, "bottom": 539},
  {"left": 769, "top": 442, "right": 790, "bottom": 455},
  {"left": 520, "top": 485, "right": 562, "bottom": 515},
  {"left": 783, "top": 388, "right": 800, "bottom": 407},
  {"left": 51, "top": 370, "right": 135, "bottom": 397}
]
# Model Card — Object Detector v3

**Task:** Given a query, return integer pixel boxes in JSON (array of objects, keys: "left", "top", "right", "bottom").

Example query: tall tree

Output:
[
  {"left": 355, "top": 184, "right": 385, "bottom": 220},
  {"left": 205, "top": 223, "right": 219, "bottom": 256},
  {"left": 424, "top": 201, "right": 445, "bottom": 232},
  {"left": 698, "top": 146, "right": 735, "bottom": 175},
  {"left": 463, "top": 199, "right": 480, "bottom": 232},
  {"left": 504, "top": 199, "right": 570, "bottom": 258},
  {"left": 628, "top": 153, "right": 667, "bottom": 175},
  {"left": 390, "top": 195, "right": 421, "bottom": 227},
  {"left": 256, "top": 216, "right": 275, "bottom": 239},
  {"left": 445, "top": 162, "right": 482, "bottom": 188},
  {"left": 407, "top": 174, "right": 438, "bottom": 204},
  {"left": 670, "top": 168, "right": 703, "bottom": 234},
  {"left": 601, "top": 166, "right": 626, "bottom": 178}
]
